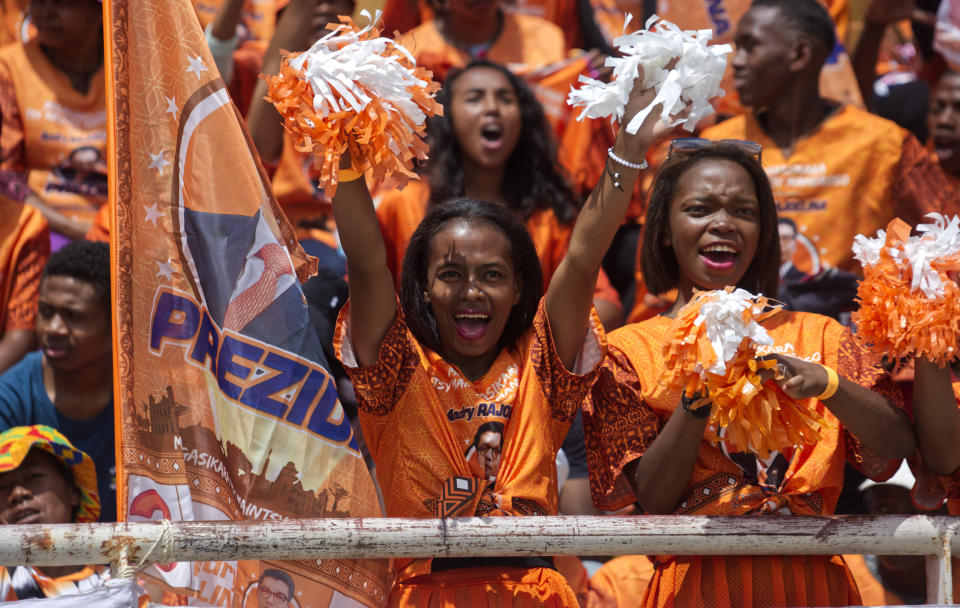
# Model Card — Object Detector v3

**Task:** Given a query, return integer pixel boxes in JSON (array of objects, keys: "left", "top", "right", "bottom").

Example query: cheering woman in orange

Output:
[
  {"left": 582, "top": 140, "right": 917, "bottom": 607},
  {"left": 332, "top": 73, "right": 665, "bottom": 605}
]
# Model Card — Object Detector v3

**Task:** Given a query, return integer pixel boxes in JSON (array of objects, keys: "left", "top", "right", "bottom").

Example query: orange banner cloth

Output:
[
  {"left": 703, "top": 105, "right": 957, "bottom": 275},
  {"left": 104, "top": 0, "right": 389, "bottom": 605},
  {"left": 583, "top": 311, "right": 903, "bottom": 606}
]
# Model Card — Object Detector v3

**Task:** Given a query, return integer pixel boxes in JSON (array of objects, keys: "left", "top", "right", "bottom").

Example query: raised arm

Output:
[
  {"left": 545, "top": 80, "right": 669, "bottom": 368},
  {"left": 329, "top": 170, "right": 397, "bottom": 367},
  {"left": 246, "top": 0, "right": 318, "bottom": 165},
  {"left": 913, "top": 357, "right": 960, "bottom": 475},
  {"left": 768, "top": 353, "right": 915, "bottom": 459}
]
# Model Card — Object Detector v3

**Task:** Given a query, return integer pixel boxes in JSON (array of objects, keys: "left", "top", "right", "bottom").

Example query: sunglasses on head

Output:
[{"left": 667, "top": 138, "right": 763, "bottom": 162}]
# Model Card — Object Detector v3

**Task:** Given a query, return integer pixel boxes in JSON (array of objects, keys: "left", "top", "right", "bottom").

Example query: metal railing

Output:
[{"left": 2, "top": 515, "right": 957, "bottom": 604}]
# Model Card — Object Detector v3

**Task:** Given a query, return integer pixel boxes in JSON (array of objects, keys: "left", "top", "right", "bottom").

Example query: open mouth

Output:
[
  {"left": 699, "top": 243, "right": 740, "bottom": 270},
  {"left": 42, "top": 343, "right": 70, "bottom": 359},
  {"left": 480, "top": 123, "right": 504, "bottom": 151},
  {"left": 454, "top": 312, "right": 491, "bottom": 339},
  {"left": 11, "top": 508, "right": 41, "bottom": 524},
  {"left": 933, "top": 135, "right": 959, "bottom": 160}
]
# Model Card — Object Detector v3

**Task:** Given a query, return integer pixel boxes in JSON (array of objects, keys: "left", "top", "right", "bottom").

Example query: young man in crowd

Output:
[
  {"left": 0, "top": 240, "right": 115, "bottom": 521},
  {"left": 703, "top": 0, "right": 957, "bottom": 276}
]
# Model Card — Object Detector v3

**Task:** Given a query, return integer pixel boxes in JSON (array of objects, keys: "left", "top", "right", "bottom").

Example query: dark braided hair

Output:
[{"left": 425, "top": 60, "right": 579, "bottom": 225}]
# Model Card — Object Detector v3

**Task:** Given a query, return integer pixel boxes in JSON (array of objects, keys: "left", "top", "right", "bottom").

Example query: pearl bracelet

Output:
[{"left": 607, "top": 146, "right": 648, "bottom": 171}]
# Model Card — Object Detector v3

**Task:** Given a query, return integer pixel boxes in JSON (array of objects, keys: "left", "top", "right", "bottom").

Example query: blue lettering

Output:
[
  {"left": 217, "top": 335, "right": 263, "bottom": 400},
  {"left": 150, "top": 292, "right": 200, "bottom": 351},
  {"left": 240, "top": 352, "right": 308, "bottom": 418},
  {"left": 307, "top": 383, "right": 357, "bottom": 449},
  {"left": 286, "top": 369, "right": 326, "bottom": 425},
  {"left": 706, "top": 0, "right": 730, "bottom": 35},
  {"left": 189, "top": 311, "right": 220, "bottom": 372}
]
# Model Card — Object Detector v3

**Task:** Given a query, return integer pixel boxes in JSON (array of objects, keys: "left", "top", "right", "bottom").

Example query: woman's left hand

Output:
[{"left": 759, "top": 354, "right": 830, "bottom": 401}]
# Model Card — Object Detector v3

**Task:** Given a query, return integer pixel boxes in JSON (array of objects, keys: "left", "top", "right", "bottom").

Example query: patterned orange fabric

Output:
[
  {"left": 334, "top": 298, "right": 604, "bottom": 581},
  {"left": 0, "top": 197, "right": 48, "bottom": 332},
  {"left": 395, "top": 13, "right": 566, "bottom": 83},
  {"left": 584, "top": 555, "right": 655, "bottom": 608},
  {"left": 842, "top": 554, "right": 906, "bottom": 606},
  {"left": 389, "top": 566, "right": 579, "bottom": 607},
  {"left": 375, "top": 179, "right": 622, "bottom": 307},
  {"left": 703, "top": 105, "right": 958, "bottom": 274},
  {"left": 0, "top": 39, "right": 107, "bottom": 227},
  {"left": 583, "top": 311, "right": 902, "bottom": 606}
]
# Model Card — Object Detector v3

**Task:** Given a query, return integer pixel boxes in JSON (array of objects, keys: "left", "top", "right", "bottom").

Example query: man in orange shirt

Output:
[{"left": 703, "top": 0, "right": 956, "bottom": 275}]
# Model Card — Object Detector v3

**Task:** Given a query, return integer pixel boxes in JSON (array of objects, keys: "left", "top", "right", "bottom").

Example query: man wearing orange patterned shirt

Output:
[{"left": 702, "top": 0, "right": 956, "bottom": 275}]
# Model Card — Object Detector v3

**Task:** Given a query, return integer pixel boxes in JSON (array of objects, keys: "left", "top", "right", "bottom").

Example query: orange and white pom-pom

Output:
[
  {"left": 264, "top": 10, "right": 442, "bottom": 196},
  {"left": 852, "top": 214, "right": 960, "bottom": 365},
  {"left": 664, "top": 288, "right": 826, "bottom": 457}
]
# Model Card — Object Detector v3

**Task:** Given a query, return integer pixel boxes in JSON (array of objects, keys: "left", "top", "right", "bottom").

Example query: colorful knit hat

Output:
[{"left": 0, "top": 425, "right": 101, "bottom": 523}]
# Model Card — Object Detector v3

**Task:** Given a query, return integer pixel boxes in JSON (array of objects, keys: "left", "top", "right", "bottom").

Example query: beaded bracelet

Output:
[{"left": 607, "top": 146, "right": 648, "bottom": 171}]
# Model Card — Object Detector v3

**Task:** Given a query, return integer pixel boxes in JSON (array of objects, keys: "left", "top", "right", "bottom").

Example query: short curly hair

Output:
[
  {"left": 41, "top": 240, "right": 110, "bottom": 319},
  {"left": 750, "top": 0, "right": 837, "bottom": 52}
]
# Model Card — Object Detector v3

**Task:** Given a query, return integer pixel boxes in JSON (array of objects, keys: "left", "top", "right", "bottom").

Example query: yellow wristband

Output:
[
  {"left": 339, "top": 168, "right": 363, "bottom": 182},
  {"left": 816, "top": 365, "right": 839, "bottom": 401}
]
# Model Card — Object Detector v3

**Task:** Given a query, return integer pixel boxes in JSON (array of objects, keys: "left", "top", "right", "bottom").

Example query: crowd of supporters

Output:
[{"left": 1, "top": 0, "right": 960, "bottom": 605}]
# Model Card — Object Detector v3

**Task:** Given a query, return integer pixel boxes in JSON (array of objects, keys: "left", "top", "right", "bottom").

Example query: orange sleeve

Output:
[
  {"left": 892, "top": 133, "right": 960, "bottom": 223},
  {"left": 0, "top": 54, "right": 24, "bottom": 174},
  {"left": 835, "top": 328, "right": 905, "bottom": 482},
  {"left": 85, "top": 202, "right": 110, "bottom": 242},
  {"left": 5, "top": 212, "right": 48, "bottom": 332},
  {"left": 582, "top": 344, "right": 662, "bottom": 511},
  {"left": 333, "top": 301, "right": 419, "bottom": 417}
]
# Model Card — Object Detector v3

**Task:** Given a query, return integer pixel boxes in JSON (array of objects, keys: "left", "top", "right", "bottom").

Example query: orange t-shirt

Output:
[
  {"left": 0, "top": 197, "right": 48, "bottom": 334},
  {"left": 842, "top": 554, "right": 909, "bottom": 606},
  {"left": 703, "top": 105, "right": 958, "bottom": 274},
  {"left": 0, "top": 40, "right": 107, "bottom": 227},
  {"left": 334, "top": 298, "right": 604, "bottom": 572},
  {"left": 396, "top": 13, "right": 566, "bottom": 82},
  {"left": 375, "top": 179, "right": 622, "bottom": 307},
  {"left": 583, "top": 311, "right": 902, "bottom": 607},
  {"left": 584, "top": 555, "right": 655, "bottom": 608}
]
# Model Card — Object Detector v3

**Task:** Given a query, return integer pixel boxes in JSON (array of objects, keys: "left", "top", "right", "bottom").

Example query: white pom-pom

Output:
[
  {"left": 851, "top": 230, "right": 887, "bottom": 268},
  {"left": 902, "top": 213, "right": 960, "bottom": 298},
  {"left": 566, "top": 15, "right": 731, "bottom": 134},
  {"left": 695, "top": 288, "right": 775, "bottom": 376}
]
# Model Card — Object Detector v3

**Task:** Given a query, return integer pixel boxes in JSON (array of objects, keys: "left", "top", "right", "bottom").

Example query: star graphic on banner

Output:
[
  {"left": 144, "top": 202, "right": 163, "bottom": 225},
  {"left": 164, "top": 96, "right": 178, "bottom": 115},
  {"left": 156, "top": 259, "right": 175, "bottom": 281},
  {"left": 148, "top": 151, "right": 170, "bottom": 174},
  {"left": 186, "top": 55, "right": 208, "bottom": 78}
]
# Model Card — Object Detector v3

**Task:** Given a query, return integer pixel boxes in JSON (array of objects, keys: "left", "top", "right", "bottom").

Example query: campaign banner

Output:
[{"left": 104, "top": 0, "right": 390, "bottom": 605}]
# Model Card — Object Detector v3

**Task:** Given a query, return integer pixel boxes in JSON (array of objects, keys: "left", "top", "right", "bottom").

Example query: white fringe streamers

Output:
[
  {"left": 902, "top": 213, "right": 960, "bottom": 299},
  {"left": 695, "top": 288, "right": 775, "bottom": 377},
  {"left": 265, "top": 10, "right": 441, "bottom": 194},
  {"left": 566, "top": 14, "right": 731, "bottom": 134}
]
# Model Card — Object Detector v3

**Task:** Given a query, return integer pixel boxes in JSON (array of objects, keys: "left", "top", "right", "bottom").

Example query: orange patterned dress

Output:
[
  {"left": 334, "top": 299, "right": 605, "bottom": 605},
  {"left": 583, "top": 311, "right": 903, "bottom": 607}
]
